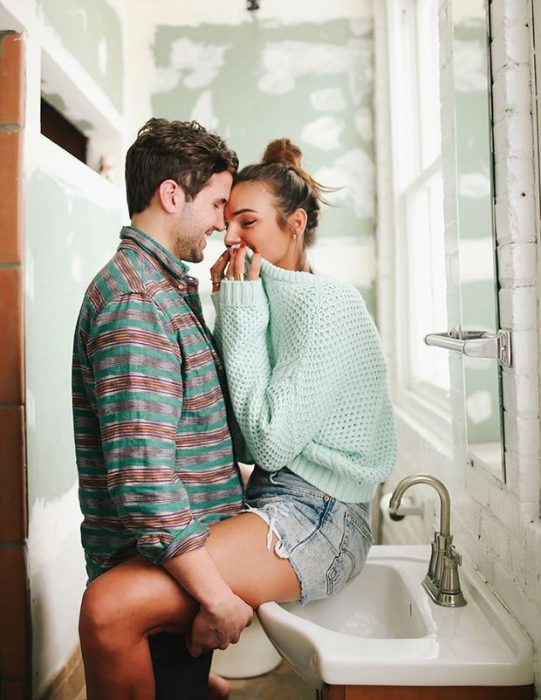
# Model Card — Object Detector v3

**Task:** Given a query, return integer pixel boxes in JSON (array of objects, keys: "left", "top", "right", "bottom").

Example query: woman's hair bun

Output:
[{"left": 262, "top": 138, "right": 303, "bottom": 169}]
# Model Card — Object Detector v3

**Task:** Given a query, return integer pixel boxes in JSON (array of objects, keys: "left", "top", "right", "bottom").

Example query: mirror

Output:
[{"left": 453, "top": 0, "right": 505, "bottom": 480}]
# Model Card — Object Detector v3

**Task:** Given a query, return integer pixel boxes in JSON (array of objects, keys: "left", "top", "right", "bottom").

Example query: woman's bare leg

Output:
[{"left": 79, "top": 513, "right": 300, "bottom": 700}]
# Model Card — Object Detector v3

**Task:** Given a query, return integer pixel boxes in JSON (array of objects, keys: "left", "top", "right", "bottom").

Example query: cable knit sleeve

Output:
[
  {"left": 218, "top": 278, "right": 359, "bottom": 470},
  {"left": 212, "top": 288, "right": 256, "bottom": 466}
]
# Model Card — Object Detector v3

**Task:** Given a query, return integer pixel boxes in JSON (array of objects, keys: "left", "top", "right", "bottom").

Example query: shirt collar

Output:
[{"left": 120, "top": 225, "right": 197, "bottom": 291}]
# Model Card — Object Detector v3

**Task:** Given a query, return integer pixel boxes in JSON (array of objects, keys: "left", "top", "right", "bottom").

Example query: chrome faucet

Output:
[{"left": 389, "top": 474, "right": 466, "bottom": 607}]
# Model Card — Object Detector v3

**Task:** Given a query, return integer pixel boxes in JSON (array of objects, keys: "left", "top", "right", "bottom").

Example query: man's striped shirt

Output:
[{"left": 72, "top": 226, "right": 243, "bottom": 582}]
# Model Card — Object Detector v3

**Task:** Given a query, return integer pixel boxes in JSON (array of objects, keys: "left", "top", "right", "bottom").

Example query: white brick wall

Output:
[{"left": 375, "top": 0, "right": 541, "bottom": 695}]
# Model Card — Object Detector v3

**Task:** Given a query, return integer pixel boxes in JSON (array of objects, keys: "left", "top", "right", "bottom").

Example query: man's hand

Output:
[
  {"left": 186, "top": 590, "right": 253, "bottom": 657},
  {"left": 163, "top": 545, "right": 253, "bottom": 657}
]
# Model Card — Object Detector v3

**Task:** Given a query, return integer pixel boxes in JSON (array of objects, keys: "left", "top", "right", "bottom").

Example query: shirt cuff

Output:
[{"left": 138, "top": 518, "right": 210, "bottom": 565}]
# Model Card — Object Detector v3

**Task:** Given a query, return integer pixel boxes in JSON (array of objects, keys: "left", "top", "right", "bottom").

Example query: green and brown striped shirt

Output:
[{"left": 72, "top": 226, "right": 243, "bottom": 582}]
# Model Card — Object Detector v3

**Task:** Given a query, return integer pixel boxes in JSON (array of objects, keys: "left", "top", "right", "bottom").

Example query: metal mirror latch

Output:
[{"left": 424, "top": 329, "right": 512, "bottom": 368}]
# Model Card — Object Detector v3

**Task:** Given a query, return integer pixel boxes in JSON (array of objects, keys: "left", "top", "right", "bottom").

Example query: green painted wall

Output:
[
  {"left": 151, "top": 18, "right": 376, "bottom": 309},
  {"left": 38, "top": 0, "right": 124, "bottom": 113},
  {"left": 25, "top": 171, "right": 123, "bottom": 506}
]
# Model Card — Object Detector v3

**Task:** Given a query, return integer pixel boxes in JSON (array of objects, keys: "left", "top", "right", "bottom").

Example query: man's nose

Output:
[
  {"left": 224, "top": 227, "right": 241, "bottom": 246},
  {"left": 214, "top": 208, "right": 226, "bottom": 232}
]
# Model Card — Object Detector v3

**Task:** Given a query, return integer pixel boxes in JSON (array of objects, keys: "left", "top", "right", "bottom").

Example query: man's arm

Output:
[
  {"left": 89, "top": 293, "right": 251, "bottom": 651},
  {"left": 164, "top": 549, "right": 253, "bottom": 656}
]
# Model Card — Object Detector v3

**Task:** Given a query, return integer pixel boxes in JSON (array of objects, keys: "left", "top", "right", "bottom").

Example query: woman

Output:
[{"left": 79, "top": 139, "right": 396, "bottom": 700}]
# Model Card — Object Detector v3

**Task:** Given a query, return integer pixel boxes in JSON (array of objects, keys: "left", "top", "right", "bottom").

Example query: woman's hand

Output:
[
  {"left": 210, "top": 245, "right": 261, "bottom": 292},
  {"left": 210, "top": 249, "right": 231, "bottom": 293}
]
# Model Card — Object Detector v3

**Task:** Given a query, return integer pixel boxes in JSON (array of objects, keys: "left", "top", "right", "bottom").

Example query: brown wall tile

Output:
[
  {"left": 0, "top": 128, "right": 22, "bottom": 264},
  {"left": 0, "top": 30, "right": 28, "bottom": 697},
  {"left": 0, "top": 267, "right": 23, "bottom": 403},
  {"left": 0, "top": 33, "right": 24, "bottom": 126},
  {"left": 0, "top": 407, "right": 26, "bottom": 541},
  {"left": 0, "top": 545, "right": 30, "bottom": 680}
]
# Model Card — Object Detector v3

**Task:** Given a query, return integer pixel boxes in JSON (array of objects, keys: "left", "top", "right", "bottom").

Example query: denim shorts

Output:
[{"left": 244, "top": 466, "right": 373, "bottom": 604}]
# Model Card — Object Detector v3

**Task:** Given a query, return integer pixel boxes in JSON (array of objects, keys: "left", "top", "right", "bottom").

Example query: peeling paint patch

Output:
[
  {"left": 316, "top": 149, "right": 375, "bottom": 219},
  {"left": 28, "top": 484, "right": 87, "bottom": 697},
  {"left": 154, "top": 37, "right": 231, "bottom": 92},
  {"left": 37, "top": 0, "right": 124, "bottom": 112},
  {"left": 190, "top": 90, "right": 219, "bottom": 130},
  {"left": 309, "top": 234, "right": 376, "bottom": 289},
  {"left": 150, "top": 18, "right": 376, "bottom": 298},
  {"left": 25, "top": 167, "right": 123, "bottom": 505},
  {"left": 301, "top": 116, "right": 344, "bottom": 150},
  {"left": 258, "top": 39, "right": 367, "bottom": 95},
  {"left": 355, "top": 107, "right": 373, "bottom": 141},
  {"left": 41, "top": 91, "right": 66, "bottom": 113},
  {"left": 74, "top": 119, "right": 94, "bottom": 132},
  {"left": 311, "top": 87, "right": 346, "bottom": 112}
]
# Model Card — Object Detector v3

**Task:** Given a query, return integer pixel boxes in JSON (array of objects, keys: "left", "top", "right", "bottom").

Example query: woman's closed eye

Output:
[{"left": 241, "top": 220, "right": 256, "bottom": 229}]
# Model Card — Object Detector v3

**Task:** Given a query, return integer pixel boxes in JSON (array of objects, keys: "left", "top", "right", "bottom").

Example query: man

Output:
[{"left": 72, "top": 118, "right": 252, "bottom": 699}]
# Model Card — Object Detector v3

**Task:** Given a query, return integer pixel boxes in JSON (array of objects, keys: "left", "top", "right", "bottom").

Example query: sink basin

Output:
[
  {"left": 282, "top": 559, "right": 428, "bottom": 640},
  {"left": 257, "top": 545, "right": 534, "bottom": 688}
]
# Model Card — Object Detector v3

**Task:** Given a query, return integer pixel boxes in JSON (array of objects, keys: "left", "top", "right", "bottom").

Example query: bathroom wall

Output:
[
  {"left": 2, "top": 0, "right": 538, "bottom": 696},
  {"left": 0, "top": 0, "right": 127, "bottom": 696},
  {"left": 25, "top": 157, "right": 124, "bottom": 699},
  {"left": 0, "top": 0, "right": 375, "bottom": 696},
  {"left": 126, "top": 0, "right": 377, "bottom": 324},
  {"left": 376, "top": 0, "right": 541, "bottom": 693}
]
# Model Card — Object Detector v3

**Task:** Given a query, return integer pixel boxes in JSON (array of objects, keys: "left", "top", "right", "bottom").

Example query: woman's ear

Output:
[
  {"left": 289, "top": 208, "right": 308, "bottom": 238},
  {"left": 157, "top": 179, "right": 184, "bottom": 214}
]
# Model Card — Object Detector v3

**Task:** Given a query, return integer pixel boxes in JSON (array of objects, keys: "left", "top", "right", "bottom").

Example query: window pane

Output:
[
  {"left": 417, "top": 0, "right": 441, "bottom": 168},
  {"left": 393, "top": 0, "right": 418, "bottom": 189},
  {"left": 405, "top": 173, "right": 449, "bottom": 391}
]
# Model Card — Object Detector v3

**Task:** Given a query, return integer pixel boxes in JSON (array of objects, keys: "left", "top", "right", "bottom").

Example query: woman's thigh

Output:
[
  {"left": 206, "top": 511, "right": 301, "bottom": 606},
  {"left": 81, "top": 512, "right": 300, "bottom": 638}
]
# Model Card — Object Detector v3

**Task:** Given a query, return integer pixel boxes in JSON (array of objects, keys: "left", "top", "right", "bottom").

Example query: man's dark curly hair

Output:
[{"left": 125, "top": 118, "right": 239, "bottom": 217}]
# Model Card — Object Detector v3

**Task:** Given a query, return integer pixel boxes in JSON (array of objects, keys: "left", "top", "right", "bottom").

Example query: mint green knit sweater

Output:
[{"left": 213, "top": 258, "right": 396, "bottom": 503}]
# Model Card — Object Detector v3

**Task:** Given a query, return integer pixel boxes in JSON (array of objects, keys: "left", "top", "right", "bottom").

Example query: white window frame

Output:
[{"left": 387, "top": 0, "right": 453, "bottom": 442}]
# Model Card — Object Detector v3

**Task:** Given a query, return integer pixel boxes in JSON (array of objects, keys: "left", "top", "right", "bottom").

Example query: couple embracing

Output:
[{"left": 72, "top": 118, "right": 396, "bottom": 699}]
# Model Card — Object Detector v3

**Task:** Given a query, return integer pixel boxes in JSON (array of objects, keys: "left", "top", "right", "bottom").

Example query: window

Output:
[{"left": 388, "top": 0, "right": 450, "bottom": 420}]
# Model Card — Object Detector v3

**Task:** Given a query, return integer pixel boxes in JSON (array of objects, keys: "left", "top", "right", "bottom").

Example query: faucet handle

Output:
[
  {"left": 439, "top": 546, "right": 467, "bottom": 606},
  {"left": 447, "top": 545, "right": 462, "bottom": 566}
]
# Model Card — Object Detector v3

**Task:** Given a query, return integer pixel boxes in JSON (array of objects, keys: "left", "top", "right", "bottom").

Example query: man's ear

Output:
[
  {"left": 157, "top": 179, "right": 184, "bottom": 214},
  {"left": 289, "top": 207, "right": 308, "bottom": 238}
]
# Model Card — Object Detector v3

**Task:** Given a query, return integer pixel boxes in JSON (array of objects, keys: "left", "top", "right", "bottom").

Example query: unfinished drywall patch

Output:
[
  {"left": 37, "top": 0, "right": 124, "bottom": 112},
  {"left": 25, "top": 166, "right": 122, "bottom": 508},
  {"left": 28, "top": 483, "right": 87, "bottom": 697},
  {"left": 151, "top": 18, "right": 376, "bottom": 305}
]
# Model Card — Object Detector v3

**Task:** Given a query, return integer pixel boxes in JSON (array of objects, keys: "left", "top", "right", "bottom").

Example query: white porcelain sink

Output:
[{"left": 257, "top": 545, "right": 534, "bottom": 688}]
